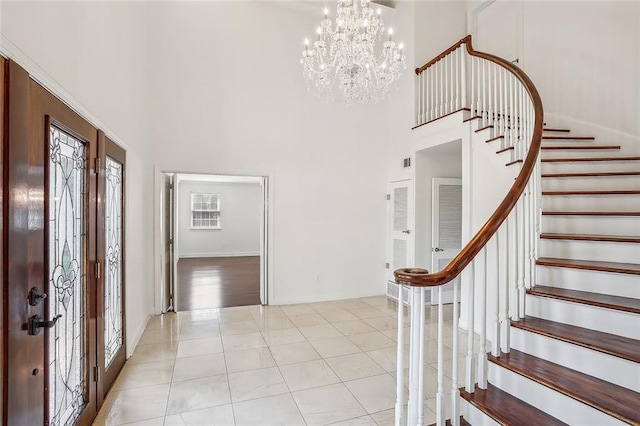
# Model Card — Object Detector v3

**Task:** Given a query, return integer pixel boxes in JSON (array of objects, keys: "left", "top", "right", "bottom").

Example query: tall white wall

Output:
[
  {"left": 471, "top": 1, "right": 640, "bottom": 139},
  {"left": 144, "top": 2, "right": 391, "bottom": 304},
  {"left": 1, "top": 1, "right": 154, "bottom": 355},
  {"left": 177, "top": 180, "right": 261, "bottom": 258}
]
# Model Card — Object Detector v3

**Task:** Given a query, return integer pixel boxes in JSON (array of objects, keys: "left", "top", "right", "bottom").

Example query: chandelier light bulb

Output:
[{"left": 300, "top": 0, "right": 406, "bottom": 104}]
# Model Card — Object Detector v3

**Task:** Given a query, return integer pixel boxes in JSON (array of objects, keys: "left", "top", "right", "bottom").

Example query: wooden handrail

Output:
[
  {"left": 415, "top": 35, "right": 472, "bottom": 75},
  {"left": 395, "top": 36, "right": 544, "bottom": 287}
]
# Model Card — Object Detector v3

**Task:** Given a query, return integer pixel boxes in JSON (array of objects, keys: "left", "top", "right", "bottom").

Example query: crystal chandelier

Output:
[{"left": 300, "top": 0, "right": 406, "bottom": 104}]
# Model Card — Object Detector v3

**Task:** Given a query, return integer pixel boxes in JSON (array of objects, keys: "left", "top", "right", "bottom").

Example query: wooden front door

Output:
[
  {"left": 6, "top": 60, "right": 99, "bottom": 425},
  {"left": 96, "top": 133, "right": 126, "bottom": 402}
]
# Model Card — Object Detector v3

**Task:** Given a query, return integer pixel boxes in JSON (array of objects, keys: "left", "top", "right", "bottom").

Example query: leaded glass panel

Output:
[
  {"left": 48, "top": 125, "right": 87, "bottom": 426},
  {"left": 104, "top": 156, "right": 123, "bottom": 367}
]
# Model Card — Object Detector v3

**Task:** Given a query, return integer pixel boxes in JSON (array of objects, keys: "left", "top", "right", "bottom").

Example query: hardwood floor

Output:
[{"left": 176, "top": 256, "right": 260, "bottom": 311}]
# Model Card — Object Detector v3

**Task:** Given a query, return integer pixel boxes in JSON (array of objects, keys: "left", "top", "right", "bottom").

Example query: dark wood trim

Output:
[
  {"left": 0, "top": 56, "right": 6, "bottom": 426},
  {"left": 542, "top": 156, "right": 640, "bottom": 163},
  {"left": 415, "top": 35, "right": 472, "bottom": 75},
  {"left": 536, "top": 257, "right": 640, "bottom": 275},
  {"left": 489, "top": 350, "right": 640, "bottom": 424},
  {"left": 511, "top": 316, "right": 640, "bottom": 363},
  {"left": 541, "top": 136, "right": 594, "bottom": 140},
  {"left": 543, "top": 128, "right": 571, "bottom": 133},
  {"left": 396, "top": 35, "right": 544, "bottom": 287},
  {"left": 540, "top": 233, "right": 640, "bottom": 243},
  {"left": 412, "top": 108, "right": 471, "bottom": 130},
  {"left": 542, "top": 171, "right": 640, "bottom": 178},
  {"left": 463, "top": 115, "right": 482, "bottom": 123},
  {"left": 475, "top": 125, "right": 493, "bottom": 133},
  {"left": 460, "top": 383, "right": 568, "bottom": 426},
  {"left": 527, "top": 286, "right": 640, "bottom": 315},
  {"left": 486, "top": 135, "right": 504, "bottom": 143},
  {"left": 428, "top": 416, "right": 472, "bottom": 426},
  {"left": 542, "top": 190, "right": 640, "bottom": 196},
  {"left": 542, "top": 211, "right": 640, "bottom": 216},
  {"left": 541, "top": 145, "right": 619, "bottom": 150},
  {"left": 496, "top": 147, "right": 514, "bottom": 154},
  {"left": 506, "top": 160, "right": 523, "bottom": 167}
]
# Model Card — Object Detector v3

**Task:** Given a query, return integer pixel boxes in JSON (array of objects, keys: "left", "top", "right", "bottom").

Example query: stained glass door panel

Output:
[
  {"left": 48, "top": 124, "right": 88, "bottom": 426},
  {"left": 104, "top": 156, "right": 123, "bottom": 367}
]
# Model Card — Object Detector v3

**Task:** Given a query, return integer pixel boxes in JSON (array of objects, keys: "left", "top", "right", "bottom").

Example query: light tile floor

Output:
[{"left": 93, "top": 296, "right": 465, "bottom": 426}]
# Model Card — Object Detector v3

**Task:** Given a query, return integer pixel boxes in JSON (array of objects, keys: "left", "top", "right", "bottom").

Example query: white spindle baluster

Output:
[
  {"left": 436, "top": 287, "right": 445, "bottom": 426},
  {"left": 418, "top": 288, "right": 426, "bottom": 426},
  {"left": 455, "top": 48, "right": 460, "bottom": 110},
  {"left": 510, "top": 73, "right": 515, "bottom": 151},
  {"left": 420, "top": 71, "right": 424, "bottom": 125},
  {"left": 465, "top": 262, "right": 476, "bottom": 392},
  {"left": 502, "top": 223, "right": 511, "bottom": 354},
  {"left": 451, "top": 274, "right": 460, "bottom": 426},
  {"left": 492, "top": 234, "right": 501, "bottom": 357},
  {"left": 492, "top": 64, "right": 497, "bottom": 128},
  {"left": 482, "top": 60, "right": 487, "bottom": 126},
  {"left": 395, "top": 284, "right": 405, "bottom": 426},
  {"left": 470, "top": 55, "right": 475, "bottom": 116},
  {"left": 431, "top": 65, "right": 435, "bottom": 121},
  {"left": 461, "top": 46, "right": 467, "bottom": 109},
  {"left": 477, "top": 248, "right": 488, "bottom": 389}
]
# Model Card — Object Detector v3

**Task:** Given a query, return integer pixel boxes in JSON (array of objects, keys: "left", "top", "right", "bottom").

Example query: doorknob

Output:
[
  {"left": 433, "top": 247, "right": 444, "bottom": 252},
  {"left": 28, "top": 314, "right": 62, "bottom": 335},
  {"left": 402, "top": 230, "right": 411, "bottom": 234}
]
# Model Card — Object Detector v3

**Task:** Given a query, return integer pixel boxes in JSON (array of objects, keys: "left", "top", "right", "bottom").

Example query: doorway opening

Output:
[
  {"left": 159, "top": 173, "right": 268, "bottom": 311},
  {"left": 415, "top": 139, "right": 463, "bottom": 305}
]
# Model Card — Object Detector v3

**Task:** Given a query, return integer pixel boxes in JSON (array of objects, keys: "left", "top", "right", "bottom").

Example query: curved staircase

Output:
[{"left": 392, "top": 35, "right": 639, "bottom": 426}]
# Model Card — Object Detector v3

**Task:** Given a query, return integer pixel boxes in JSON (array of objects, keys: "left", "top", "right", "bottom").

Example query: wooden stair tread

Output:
[
  {"left": 542, "top": 211, "right": 640, "bottom": 216},
  {"left": 475, "top": 125, "right": 493, "bottom": 133},
  {"left": 542, "top": 190, "right": 640, "bottom": 195},
  {"left": 543, "top": 128, "right": 571, "bottom": 133},
  {"left": 460, "top": 383, "right": 567, "bottom": 426},
  {"left": 528, "top": 285, "right": 640, "bottom": 315},
  {"left": 540, "top": 233, "right": 640, "bottom": 243},
  {"left": 541, "top": 145, "right": 620, "bottom": 150},
  {"left": 506, "top": 159, "right": 523, "bottom": 167},
  {"left": 512, "top": 316, "right": 640, "bottom": 362},
  {"left": 463, "top": 115, "right": 482, "bottom": 123},
  {"left": 542, "top": 156, "right": 640, "bottom": 162},
  {"left": 536, "top": 257, "right": 640, "bottom": 275},
  {"left": 428, "top": 416, "right": 472, "bottom": 426},
  {"left": 496, "top": 147, "right": 514, "bottom": 154},
  {"left": 542, "top": 136, "right": 594, "bottom": 140},
  {"left": 542, "top": 171, "right": 640, "bottom": 178},
  {"left": 489, "top": 349, "right": 640, "bottom": 424},
  {"left": 486, "top": 135, "right": 504, "bottom": 143}
]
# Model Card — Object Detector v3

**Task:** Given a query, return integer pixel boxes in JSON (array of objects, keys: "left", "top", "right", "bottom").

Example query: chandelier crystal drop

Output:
[{"left": 300, "top": 0, "right": 406, "bottom": 104}]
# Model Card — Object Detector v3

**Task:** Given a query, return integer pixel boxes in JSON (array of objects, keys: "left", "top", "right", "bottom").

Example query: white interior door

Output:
[
  {"left": 387, "top": 180, "right": 414, "bottom": 281},
  {"left": 431, "top": 178, "right": 462, "bottom": 304}
]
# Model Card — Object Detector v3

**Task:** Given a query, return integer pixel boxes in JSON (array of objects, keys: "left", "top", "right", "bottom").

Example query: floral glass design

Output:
[
  {"left": 104, "top": 156, "right": 123, "bottom": 367},
  {"left": 48, "top": 125, "right": 86, "bottom": 426}
]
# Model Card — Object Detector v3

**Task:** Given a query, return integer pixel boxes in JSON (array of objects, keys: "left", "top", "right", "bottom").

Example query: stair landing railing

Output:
[{"left": 392, "top": 35, "right": 543, "bottom": 426}]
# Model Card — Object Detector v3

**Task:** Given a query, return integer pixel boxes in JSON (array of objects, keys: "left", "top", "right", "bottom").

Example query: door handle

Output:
[
  {"left": 433, "top": 247, "right": 444, "bottom": 252},
  {"left": 402, "top": 230, "right": 411, "bottom": 235},
  {"left": 28, "top": 314, "right": 62, "bottom": 335}
]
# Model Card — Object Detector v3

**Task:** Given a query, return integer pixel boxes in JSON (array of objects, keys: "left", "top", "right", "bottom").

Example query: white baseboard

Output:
[
  {"left": 126, "top": 314, "right": 151, "bottom": 359},
  {"left": 178, "top": 252, "right": 260, "bottom": 259}
]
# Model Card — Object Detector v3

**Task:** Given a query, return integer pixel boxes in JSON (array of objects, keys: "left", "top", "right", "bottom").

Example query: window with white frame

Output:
[{"left": 190, "top": 193, "right": 221, "bottom": 229}]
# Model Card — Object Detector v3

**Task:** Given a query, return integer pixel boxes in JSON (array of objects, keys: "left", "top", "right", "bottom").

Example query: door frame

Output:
[
  {"left": 153, "top": 169, "right": 273, "bottom": 314},
  {"left": 386, "top": 179, "right": 415, "bottom": 281},
  {"left": 431, "top": 177, "right": 463, "bottom": 304}
]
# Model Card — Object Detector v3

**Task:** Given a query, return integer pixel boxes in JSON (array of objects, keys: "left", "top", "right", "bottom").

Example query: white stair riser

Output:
[
  {"left": 541, "top": 215, "right": 640, "bottom": 236},
  {"left": 541, "top": 161, "right": 640, "bottom": 174},
  {"left": 542, "top": 194, "right": 640, "bottom": 212},
  {"left": 542, "top": 175, "right": 640, "bottom": 191},
  {"left": 539, "top": 239, "right": 640, "bottom": 264},
  {"left": 525, "top": 294, "right": 640, "bottom": 339},
  {"left": 488, "top": 363, "right": 626, "bottom": 425},
  {"left": 510, "top": 327, "right": 640, "bottom": 391},
  {"left": 535, "top": 266, "right": 640, "bottom": 298},
  {"left": 541, "top": 149, "right": 623, "bottom": 159},
  {"left": 461, "top": 399, "right": 501, "bottom": 426}
]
